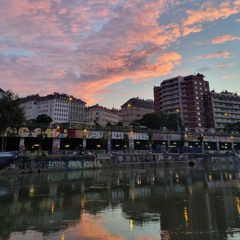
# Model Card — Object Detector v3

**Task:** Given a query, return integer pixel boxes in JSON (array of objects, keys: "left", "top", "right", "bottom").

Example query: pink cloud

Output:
[
  {"left": 183, "top": 1, "right": 240, "bottom": 26},
  {"left": 222, "top": 74, "right": 240, "bottom": 79},
  {"left": 193, "top": 34, "right": 239, "bottom": 45},
  {"left": 197, "top": 51, "right": 232, "bottom": 59},
  {"left": 0, "top": 0, "right": 239, "bottom": 106},
  {"left": 211, "top": 35, "right": 239, "bottom": 44}
]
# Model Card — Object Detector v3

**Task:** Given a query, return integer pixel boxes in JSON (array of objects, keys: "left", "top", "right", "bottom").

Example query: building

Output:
[
  {"left": 86, "top": 104, "right": 121, "bottom": 127},
  {"left": 209, "top": 90, "right": 240, "bottom": 130},
  {"left": 20, "top": 92, "right": 86, "bottom": 124},
  {"left": 0, "top": 88, "right": 5, "bottom": 99},
  {"left": 19, "top": 94, "right": 40, "bottom": 120},
  {"left": 154, "top": 74, "right": 214, "bottom": 132},
  {"left": 121, "top": 97, "right": 154, "bottom": 127}
]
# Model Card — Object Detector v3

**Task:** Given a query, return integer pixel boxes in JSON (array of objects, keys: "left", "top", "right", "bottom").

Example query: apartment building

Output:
[
  {"left": 86, "top": 104, "right": 121, "bottom": 127},
  {"left": 20, "top": 92, "right": 86, "bottom": 124},
  {"left": 209, "top": 90, "right": 240, "bottom": 130},
  {"left": 121, "top": 97, "right": 154, "bottom": 127},
  {"left": 0, "top": 88, "right": 5, "bottom": 99},
  {"left": 154, "top": 74, "right": 214, "bottom": 132}
]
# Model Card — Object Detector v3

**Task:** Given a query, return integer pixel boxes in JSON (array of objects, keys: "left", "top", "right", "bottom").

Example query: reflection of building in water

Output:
[{"left": 0, "top": 166, "right": 240, "bottom": 238}]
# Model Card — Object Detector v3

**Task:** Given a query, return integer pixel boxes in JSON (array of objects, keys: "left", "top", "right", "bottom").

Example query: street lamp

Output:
[{"left": 176, "top": 108, "right": 180, "bottom": 132}]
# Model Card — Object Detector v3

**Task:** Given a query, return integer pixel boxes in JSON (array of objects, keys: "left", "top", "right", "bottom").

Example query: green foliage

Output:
[
  {"left": 131, "top": 112, "right": 182, "bottom": 131},
  {"left": 0, "top": 90, "right": 25, "bottom": 151},
  {"left": 35, "top": 114, "right": 53, "bottom": 124},
  {"left": 106, "top": 122, "right": 112, "bottom": 127},
  {"left": 26, "top": 114, "right": 52, "bottom": 129},
  {"left": 226, "top": 122, "right": 240, "bottom": 133},
  {"left": 123, "top": 133, "right": 129, "bottom": 149},
  {"left": 147, "top": 130, "right": 153, "bottom": 144},
  {"left": 117, "top": 122, "right": 123, "bottom": 126}
]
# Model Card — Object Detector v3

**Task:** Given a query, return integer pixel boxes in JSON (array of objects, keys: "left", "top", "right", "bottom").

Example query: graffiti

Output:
[
  {"left": 83, "top": 161, "right": 94, "bottom": 168},
  {"left": 134, "top": 132, "right": 148, "bottom": 140},
  {"left": 48, "top": 161, "right": 65, "bottom": 169},
  {"left": 87, "top": 131, "right": 103, "bottom": 139},
  {"left": 112, "top": 132, "right": 124, "bottom": 139},
  {"left": 68, "top": 161, "right": 83, "bottom": 169},
  {"left": 94, "top": 160, "right": 103, "bottom": 168}
]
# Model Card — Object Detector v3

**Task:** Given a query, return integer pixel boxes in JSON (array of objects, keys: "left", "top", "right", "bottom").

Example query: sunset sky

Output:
[{"left": 0, "top": 0, "right": 240, "bottom": 108}]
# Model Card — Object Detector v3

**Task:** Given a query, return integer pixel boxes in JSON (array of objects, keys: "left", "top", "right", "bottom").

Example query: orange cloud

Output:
[
  {"left": 211, "top": 35, "right": 239, "bottom": 44},
  {"left": 197, "top": 51, "right": 232, "bottom": 59},
  {"left": 222, "top": 74, "right": 240, "bottom": 79},
  {"left": 0, "top": 0, "right": 240, "bottom": 107},
  {"left": 184, "top": 1, "right": 240, "bottom": 26},
  {"left": 193, "top": 34, "right": 239, "bottom": 45}
]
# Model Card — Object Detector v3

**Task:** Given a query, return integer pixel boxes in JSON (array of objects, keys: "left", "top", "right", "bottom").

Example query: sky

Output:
[{"left": 0, "top": 0, "right": 240, "bottom": 109}]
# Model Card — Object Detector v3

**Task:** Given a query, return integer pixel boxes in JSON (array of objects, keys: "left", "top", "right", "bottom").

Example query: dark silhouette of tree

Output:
[
  {"left": 123, "top": 133, "right": 129, "bottom": 150},
  {"left": 35, "top": 114, "right": 52, "bottom": 124},
  {"left": 0, "top": 90, "right": 25, "bottom": 151},
  {"left": 131, "top": 112, "right": 181, "bottom": 131}
]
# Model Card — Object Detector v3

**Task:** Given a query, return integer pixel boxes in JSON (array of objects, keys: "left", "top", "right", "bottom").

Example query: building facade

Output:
[
  {"left": 209, "top": 90, "right": 240, "bottom": 130},
  {"left": 0, "top": 88, "right": 5, "bottom": 99},
  {"left": 121, "top": 97, "right": 154, "bottom": 127},
  {"left": 86, "top": 104, "right": 121, "bottom": 127},
  {"left": 20, "top": 92, "right": 86, "bottom": 124},
  {"left": 154, "top": 74, "right": 214, "bottom": 132}
]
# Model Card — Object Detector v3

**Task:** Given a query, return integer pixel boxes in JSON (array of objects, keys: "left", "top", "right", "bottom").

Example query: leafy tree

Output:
[
  {"left": 226, "top": 122, "right": 240, "bottom": 133},
  {"left": 131, "top": 112, "right": 181, "bottom": 131},
  {"left": 0, "top": 90, "right": 25, "bottom": 151},
  {"left": 123, "top": 133, "right": 129, "bottom": 150},
  {"left": 117, "top": 121, "right": 123, "bottom": 126},
  {"left": 35, "top": 114, "right": 52, "bottom": 124},
  {"left": 106, "top": 122, "right": 112, "bottom": 127},
  {"left": 93, "top": 120, "right": 102, "bottom": 130},
  {"left": 147, "top": 129, "right": 153, "bottom": 151}
]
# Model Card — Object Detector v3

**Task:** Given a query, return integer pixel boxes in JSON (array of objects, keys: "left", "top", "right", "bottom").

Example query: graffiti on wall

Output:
[{"left": 15, "top": 158, "right": 104, "bottom": 172}]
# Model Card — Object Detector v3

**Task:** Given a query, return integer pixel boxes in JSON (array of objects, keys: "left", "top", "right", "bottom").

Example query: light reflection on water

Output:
[{"left": 0, "top": 163, "right": 240, "bottom": 240}]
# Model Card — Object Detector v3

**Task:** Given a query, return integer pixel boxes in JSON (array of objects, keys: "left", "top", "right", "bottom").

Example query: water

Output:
[{"left": 0, "top": 163, "right": 240, "bottom": 240}]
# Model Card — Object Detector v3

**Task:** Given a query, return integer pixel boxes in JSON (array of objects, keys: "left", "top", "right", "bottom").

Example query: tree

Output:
[
  {"left": 147, "top": 130, "right": 153, "bottom": 151},
  {"left": 35, "top": 114, "right": 52, "bottom": 124},
  {"left": 131, "top": 112, "right": 181, "bottom": 131},
  {"left": 106, "top": 122, "right": 112, "bottom": 128},
  {"left": 226, "top": 122, "right": 240, "bottom": 133},
  {"left": 0, "top": 90, "right": 25, "bottom": 151},
  {"left": 123, "top": 133, "right": 129, "bottom": 150}
]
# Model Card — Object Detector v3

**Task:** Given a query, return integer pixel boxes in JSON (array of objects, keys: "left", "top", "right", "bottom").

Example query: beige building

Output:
[
  {"left": 209, "top": 90, "right": 240, "bottom": 130},
  {"left": 86, "top": 104, "right": 121, "bottom": 127},
  {"left": 20, "top": 92, "right": 86, "bottom": 124},
  {"left": 121, "top": 97, "right": 154, "bottom": 127}
]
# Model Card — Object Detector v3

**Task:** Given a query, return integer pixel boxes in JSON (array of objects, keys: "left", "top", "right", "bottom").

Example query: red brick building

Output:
[{"left": 154, "top": 74, "right": 214, "bottom": 132}]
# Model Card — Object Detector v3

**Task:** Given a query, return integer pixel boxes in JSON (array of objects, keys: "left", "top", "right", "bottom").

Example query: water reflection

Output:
[{"left": 0, "top": 163, "right": 240, "bottom": 240}]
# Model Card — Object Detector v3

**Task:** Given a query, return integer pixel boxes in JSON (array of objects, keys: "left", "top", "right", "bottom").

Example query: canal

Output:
[{"left": 0, "top": 163, "right": 240, "bottom": 240}]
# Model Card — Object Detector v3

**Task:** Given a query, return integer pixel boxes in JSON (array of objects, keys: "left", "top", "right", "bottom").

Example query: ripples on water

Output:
[{"left": 0, "top": 163, "right": 240, "bottom": 240}]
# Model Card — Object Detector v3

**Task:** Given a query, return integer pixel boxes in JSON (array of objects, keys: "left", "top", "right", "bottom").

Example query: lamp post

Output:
[{"left": 176, "top": 108, "right": 180, "bottom": 132}]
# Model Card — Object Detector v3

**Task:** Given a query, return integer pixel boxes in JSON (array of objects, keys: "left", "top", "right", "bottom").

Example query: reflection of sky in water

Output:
[
  {"left": 3, "top": 166, "right": 240, "bottom": 240},
  {"left": 9, "top": 207, "right": 161, "bottom": 240}
]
